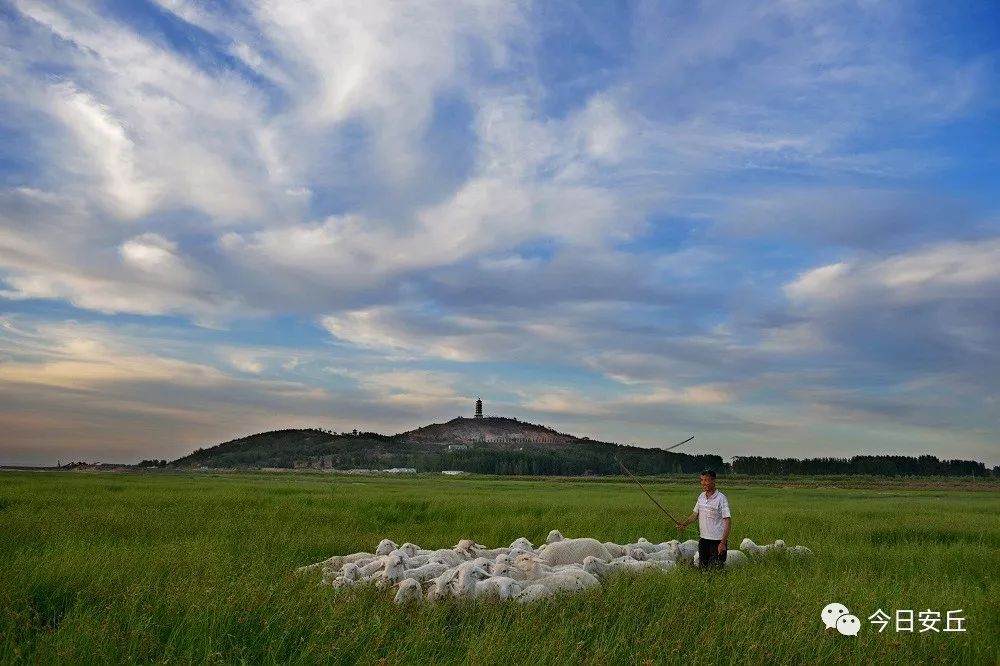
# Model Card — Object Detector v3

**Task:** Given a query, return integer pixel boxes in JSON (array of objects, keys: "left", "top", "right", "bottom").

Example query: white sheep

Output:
[
  {"left": 476, "top": 546, "right": 511, "bottom": 558},
  {"left": 692, "top": 549, "right": 747, "bottom": 568},
  {"left": 583, "top": 555, "right": 659, "bottom": 578},
  {"left": 626, "top": 547, "right": 648, "bottom": 561},
  {"left": 529, "top": 568, "right": 600, "bottom": 594},
  {"left": 516, "top": 583, "right": 555, "bottom": 603},
  {"left": 474, "top": 576, "right": 523, "bottom": 600},
  {"left": 508, "top": 546, "right": 533, "bottom": 559},
  {"left": 331, "top": 562, "right": 361, "bottom": 589},
  {"left": 538, "top": 538, "right": 611, "bottom": 566},
  {"left": 740, "top": 538, "right": 805, "bottom": 556},
  {"left": 375, "top": 539, "right": 398, "bottom": 556},
  {"left": 628, "top": 538, "right": 660, "bottom": 554},
  {"left": 454, "top": 539, "right": 488, "bottom": 560},
  {"left": 296, "top": 551, "right": 374, "bottom": 576},
  {"left": 676, "top": 540, "right": 699, "bottom": 564},
  {"left": 493, "top": 553, "right": 514, "bottom": 567},
  {"left": 490, "top": 562, "right": 525, "bottom": 581},
  {"left": 357, "top": 556, "right": 387, "bottom": 578},
  {"left": 512, "top": 554, "right": 555, "bottom": 580},
  {"left": 426, "top": 549, "right": 465, "bottom": 567},
  {"left": 454, "top": 562, "right": 493, "bottom": 597},
  {"left": 648, "top": 543, "right": 680, "bottom": 563},
  {"left": 425, "top": 569, "right": 458, "bottom": 602},
  {"left": 393, "top": 578, "right": 423, "bottom": 604},
  {"left": 304, "top": 532, "right": 813, "bottom": 605},
  {"left": 382, "top": 554, "right": 450, "bottom": 585},
  {"left": 397, "top": 553, "right": 431, "bottom": 567},
  {"left": 512, "top": 554, "right": 587, "bottom": 580},
  {"left": 724, "top": 550, "right": 748, "bottom": 567}
]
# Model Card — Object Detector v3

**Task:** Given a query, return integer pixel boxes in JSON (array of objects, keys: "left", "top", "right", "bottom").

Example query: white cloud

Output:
[
  {"left": 46, "top": 82, "right": 160, "bottom": 218},
  {"left": 786, "top": 239, "right": 1000, "bottom": 307},
  {"left": 224, "top": 351, "right": 265, "bottom": 375}
]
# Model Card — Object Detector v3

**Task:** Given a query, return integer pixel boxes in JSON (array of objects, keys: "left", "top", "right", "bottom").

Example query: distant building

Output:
[
  {"left": 448, "top": 444, "right": 470, "bottom": 452},
  {"left": 385, "top": 467, "right": 417, "bottom": 474},
  {"left": 475, "top": 398, "right": 483, "bottom": 418},
  {"left": 442, "top": 470, "right": 467, "bottom": 476}
]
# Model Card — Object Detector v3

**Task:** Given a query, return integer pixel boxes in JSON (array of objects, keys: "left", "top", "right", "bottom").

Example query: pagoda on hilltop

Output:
[{"left": 475, "top": 398, "right": 483, "bottom": 418}]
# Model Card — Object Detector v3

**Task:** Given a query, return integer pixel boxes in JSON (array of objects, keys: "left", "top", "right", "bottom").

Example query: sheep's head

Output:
[
  {"left": 491, "top": 562, "right": 524, "bottom": 581},
  {"left": 331, "top": 563, "right": 360, "bottom": 589},
  {"left": 627, "top": 547, "right": 648, "bottom": 561},
  {"left": 399, "top": 543, "right": 419, "bottom": 557},
  {"left": 546, "top": 529, "right": 564, "bottom": 544},
  {"left": 773, "top": 539, "right": 786, "bottom": 551},
  {"left": 510, "top": 537, "right": 533, "bottom": 551},
  {"left": 512, "top": 554, "right": 545, "bottom": 579},
  {"left": 429, "top": 568, "right": 460, "bottom": 599},
  {"left": 394, "top": 578, "right": 423, "bottom": 604},
  {"left": 383, "top": 554, "right": 405, "bottom": 582},
  {"left": 375, "top": 539, "right": 398, "bottom": 556},
  {"left": 454, "top": 539, "right": 482, "bottom": 559},
  {"left": 661, "top": 543, "right": 681, "bottom": 562},
  {"left": 455, "top": 562, "right": 490, "bottom": 596},
  {"left": 496, "top": 578, "right": 522, "bottom": 600},
  {"left": 582, "top": 556, "right": 602, "bottom": 574}
]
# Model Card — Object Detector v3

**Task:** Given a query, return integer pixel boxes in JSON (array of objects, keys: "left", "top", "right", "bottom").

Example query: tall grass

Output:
[{"left": 1, "top": 472, "right": 996, "bottom": 664}]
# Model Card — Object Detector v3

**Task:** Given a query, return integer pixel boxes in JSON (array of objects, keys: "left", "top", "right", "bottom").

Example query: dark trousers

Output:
[{"left": 699, "top": 538, "right": 727, "bottom": 569}]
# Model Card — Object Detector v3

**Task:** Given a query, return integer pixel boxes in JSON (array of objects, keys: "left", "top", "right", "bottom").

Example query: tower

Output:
[{"left": 475, "top": 398, "right": 483, "bottom": 418}]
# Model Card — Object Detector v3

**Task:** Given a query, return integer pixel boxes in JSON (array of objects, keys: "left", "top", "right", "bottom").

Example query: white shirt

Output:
[{"left": 693, "top": 490, "right": 731, "bottom": 541}]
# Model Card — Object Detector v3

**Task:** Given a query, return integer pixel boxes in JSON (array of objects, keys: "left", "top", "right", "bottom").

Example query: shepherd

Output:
[{"left": 675, "top": 469, "right": 731, "bottom": 569}]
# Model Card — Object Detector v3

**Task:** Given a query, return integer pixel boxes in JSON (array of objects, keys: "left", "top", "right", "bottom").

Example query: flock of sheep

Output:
[{"left": 296, "top": 531, "right": 812, "bottom": 604}]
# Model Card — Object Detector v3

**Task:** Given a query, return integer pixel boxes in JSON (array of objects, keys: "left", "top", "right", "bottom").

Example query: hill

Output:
[
  {"left": 171, "top": 419, "right": 723, "bottom": 476},
  {"left": 398, "top": 416, "right": 577, "bottom": 448}
]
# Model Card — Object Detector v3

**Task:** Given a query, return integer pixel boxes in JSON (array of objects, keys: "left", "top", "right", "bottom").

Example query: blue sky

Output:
[{"left": 1, "top": 0, "right": 998, "bottom": 466}]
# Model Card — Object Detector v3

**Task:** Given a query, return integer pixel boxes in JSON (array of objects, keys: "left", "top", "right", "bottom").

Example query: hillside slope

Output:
[
  {"left": 171, "top": 421, "right": 724, "bottom": 476},
  {"left": 397, "top": 416, "right": 577, "bottom": 448}
]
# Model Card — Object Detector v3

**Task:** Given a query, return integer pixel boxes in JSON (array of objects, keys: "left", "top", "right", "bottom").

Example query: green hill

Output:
[{"left": 170, "top": 419, "right": 723, "bottom": 476}]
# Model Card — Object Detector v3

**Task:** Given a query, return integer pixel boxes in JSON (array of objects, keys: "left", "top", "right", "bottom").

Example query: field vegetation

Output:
[{"left": 1, "top": 471, "right": 997, "bottom": 664}]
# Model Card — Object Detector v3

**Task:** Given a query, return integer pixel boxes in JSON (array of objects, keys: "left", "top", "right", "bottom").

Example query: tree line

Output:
[{"left": 729, "top": 454, "right": 991, "bottom": 477}]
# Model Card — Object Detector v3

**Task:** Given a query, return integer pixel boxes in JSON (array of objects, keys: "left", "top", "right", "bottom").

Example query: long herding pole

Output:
[
  {"left": 614, "top": 454, "right": 688, "bottom": 529},
  {"left": 663, "top": 435, "right": 694, "bottom": 452}
]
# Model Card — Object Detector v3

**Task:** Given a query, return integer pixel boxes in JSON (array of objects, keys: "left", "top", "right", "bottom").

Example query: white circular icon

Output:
[
  {"left": 836, "top": 614, "right": 861, "bottom": 636},
  {"left": 821, "top": 602, "right": 850, "bottom": 629}
]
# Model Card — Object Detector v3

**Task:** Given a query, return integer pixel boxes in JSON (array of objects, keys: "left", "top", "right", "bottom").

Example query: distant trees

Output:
[
  {"left": 137, "top": 459, "right": 167, "bottom": 468},
  {"left": 730, "top": 454, "right": 988, "bottom": 477}
]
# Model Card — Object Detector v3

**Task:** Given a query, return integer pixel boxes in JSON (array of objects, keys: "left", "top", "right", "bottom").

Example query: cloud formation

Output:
[{"left": 1, "top": 1, "right": 998, "bottom": 465}]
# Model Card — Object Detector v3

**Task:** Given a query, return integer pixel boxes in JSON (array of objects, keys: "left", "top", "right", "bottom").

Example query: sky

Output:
[{"left": 1, "top": 0, "right": 998, "bottom": 467}]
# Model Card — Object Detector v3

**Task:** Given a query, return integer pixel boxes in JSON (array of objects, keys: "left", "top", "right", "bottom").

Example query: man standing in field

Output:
[{"left": 675, "top": 469, "right": 731, "bottom": 569}]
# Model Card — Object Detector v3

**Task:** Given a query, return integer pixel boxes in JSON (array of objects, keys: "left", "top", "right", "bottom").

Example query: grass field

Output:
[{"left": 1, "top": 471, "right": 997, "bottom": 665}]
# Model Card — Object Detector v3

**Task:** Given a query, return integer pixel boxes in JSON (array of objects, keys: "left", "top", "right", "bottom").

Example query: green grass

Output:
[{"left": 1, "top": 472, "right": 997, "bottom": 665}]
